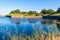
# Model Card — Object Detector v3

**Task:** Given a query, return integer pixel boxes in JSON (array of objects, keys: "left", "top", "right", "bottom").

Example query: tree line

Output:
[
  {"left": 9, "top": 7, "right": 60, "bottom": 16},
  {"left": 41, "top": 7, "right": 60, "bottom": 14}
]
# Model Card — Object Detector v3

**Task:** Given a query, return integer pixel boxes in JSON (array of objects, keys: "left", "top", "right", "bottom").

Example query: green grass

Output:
[{"left": 43, "top": 13, "right": 60, "bottom": 16}]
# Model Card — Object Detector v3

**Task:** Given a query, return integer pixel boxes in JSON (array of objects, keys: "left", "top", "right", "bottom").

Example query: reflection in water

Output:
[
  {"left": 0, "top": 17, "right": 60, "bottom": 40},
  {"left": 28, "top": 18, "right": 38, "bottom": 23},
  {"left": 11, "top": 17, "right": 20, "bottom": 25}
]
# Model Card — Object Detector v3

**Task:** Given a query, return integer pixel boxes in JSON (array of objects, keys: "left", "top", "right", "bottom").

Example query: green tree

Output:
[
  {"left": 56, "top": 7, "right": 60, "bottom": 13},
  {"left": 10, "top": 11, "right": 14, "bottom": 14},
  {"left": 47, "top": 9, "right": 55, "bottom": 14},
  {"left": 10, "top": 9, "right": 20, "bottom": 14},
  {"left": 41, "top": 9, "right": 47, "bottom": 14},
  {"left": 22, "top": 11, "right": 27, "bottom": 14},
  {"left": 22, "top": 11, "right": 28, "bottom": 16},
  {"left": 35, "top": 13, "right": 39, "bottom": 16},
  {"left": 28, "top": 11, "right": 37, "bottom": 15}
]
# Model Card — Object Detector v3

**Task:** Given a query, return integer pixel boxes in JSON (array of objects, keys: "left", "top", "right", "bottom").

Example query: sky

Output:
[{"left": 0, "top": 0, "right": 60, "bottom": 15}]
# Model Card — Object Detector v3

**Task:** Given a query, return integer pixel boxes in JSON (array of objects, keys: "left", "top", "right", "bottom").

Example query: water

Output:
[{"left": 0, "top": 17, "right": 60, "bottom": 40}]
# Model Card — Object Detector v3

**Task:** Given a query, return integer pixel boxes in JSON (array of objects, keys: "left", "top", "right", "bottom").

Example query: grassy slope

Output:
[{"left": 43, "top": 13, "right": 60, "bottom": 16}]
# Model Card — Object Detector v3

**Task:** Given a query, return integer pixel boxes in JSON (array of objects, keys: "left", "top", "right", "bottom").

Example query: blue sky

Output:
[{"left": 0, "top": 0, "right": 60, "bottom": 15}]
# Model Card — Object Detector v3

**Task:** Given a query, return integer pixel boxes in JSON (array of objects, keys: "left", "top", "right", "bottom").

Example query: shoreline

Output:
[{"left": 10, "top": 16, "right": 43, "bottom": 18}]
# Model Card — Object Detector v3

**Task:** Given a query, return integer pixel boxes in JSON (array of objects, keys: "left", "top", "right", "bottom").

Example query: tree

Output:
[
  {"left": 41, "top": 9, "right": 47, "bottom": 14},
  {"left": 10, "top": 9, "right": 20, "bottom": 14},
  {"left": 14, "top": 9, "right": 20, "bottom": 13},
  {"left": 56, "top": 7, "right": 60, "bottom": 13},
  {"left": 22, "top": 11, "right": 27, "bottom": 14},
  {"left": 10, "top": 10, "right": 15, "bottom": 14},
  {"left": 47, "top": 9, "right": 55, "bottom": 14},
  {"left": 22, "top": 11, "right": 28, "bottom": 16},
  {"left": 28, "top": 11, "right": 37, "bottom": 15}
]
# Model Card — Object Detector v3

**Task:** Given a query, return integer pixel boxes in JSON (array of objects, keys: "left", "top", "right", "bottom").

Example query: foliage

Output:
[
  {"left": 8, "top": 7, "right": 60, "bottom": 16},
  {"left": 10, "top": 9, "right": 20, "bottom": 14},
  {"left": 41, "top": 9, "right": 47, "bottom": 14},
  {"left": 22, "top": 11, "right": 28, "bottom": 16},
  {"left": 47, "top": 9, "right": 55, "bottom": 14},
  {"left": 41, "top": 9, "right": 55, "bottom": 14},
  {"left": 28, "top": 11, "right": 37, "bottom": 16},
  {"left": 57, "top": 7, "right": 60, "bottom": 13}
]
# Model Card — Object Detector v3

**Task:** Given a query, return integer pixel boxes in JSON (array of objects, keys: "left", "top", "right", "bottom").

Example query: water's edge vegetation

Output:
[{"left": 5, "top": 7, "right": 60, "bottom": 18}]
